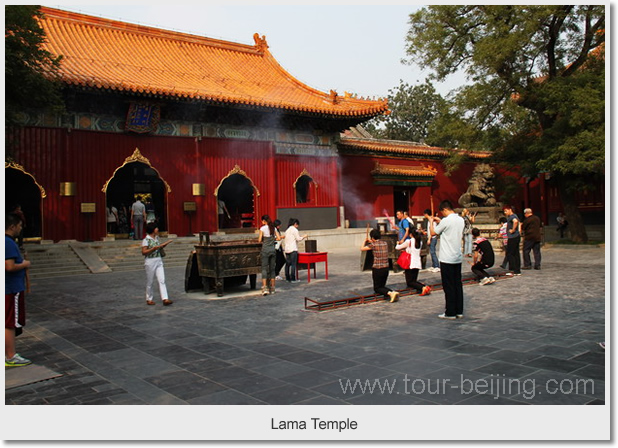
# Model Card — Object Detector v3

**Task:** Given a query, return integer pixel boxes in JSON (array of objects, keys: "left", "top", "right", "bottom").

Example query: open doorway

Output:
[
  {"left": 217, "top": 173, "right": 256, "bottom": 230},
  {"left": 5, "top": 165, "right": 44, "bottom": 240},
  {"left": 393, "top": 187, "right": 415, "bottom": 214},
  {"left": 105, "top": 162, "right": 167, "bottom": 236},
  {"left": 295, "top": 173, "right": 316, "bottom": 204}
]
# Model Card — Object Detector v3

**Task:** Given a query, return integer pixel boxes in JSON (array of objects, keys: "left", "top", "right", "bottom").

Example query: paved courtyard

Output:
[{"left": 5, "top": 245, "right": 606, "bottom": 406}]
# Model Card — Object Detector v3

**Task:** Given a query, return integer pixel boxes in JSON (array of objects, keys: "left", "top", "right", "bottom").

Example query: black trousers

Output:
[
  {"left": 404, "top": 268, "right": 425, "bottom": 293},
  {"left": 440, "top": 262, "right": 463, "bottom": 316},
  {"left": 471, "top": 262, "right": 491, "bottom": 280},
  {"left": 523, "top": 240, "right": 541, "bottom": 268},
  {"left": 372, "top": 267, "right": 392, "bottom": 298},
  {"left": 285, "top": 251, "right": 298, "bottom": 281},
  {"left": 275, "top": 249, "right": 286, "bottom": 275},
  {"left": 506, "top": 237, "right": 521, "bottom": 274}
]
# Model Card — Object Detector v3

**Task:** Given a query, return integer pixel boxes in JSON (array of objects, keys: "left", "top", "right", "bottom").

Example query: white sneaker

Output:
[
  {"left": 479, "top": 277, "right": 491, "bottom": 286},
  {"left": 275, "top": 275, "right": 283, "bottom": 281},
  {"left": 488, "top": 277, "right": 496, "bottom": 284},
  {"left": 438, "top": 313, "right": 456, "bottom": 320},
  {"left": 505, "top": 272, "right": 514, "bottom": 277},
  {"left": 434, "top": 268, "right": 440, "bottom": 273}
]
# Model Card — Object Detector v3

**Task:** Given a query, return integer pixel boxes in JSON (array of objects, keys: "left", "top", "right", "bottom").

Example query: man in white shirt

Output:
[
  {"left": 131, "top": 198, "right": 146, "bottom": 240},
  {"left": 283, "top": 218, "right": 307, "bottom": 282},
  {"left": 430, "top": 200, "right": 465, "bottom": 320}
]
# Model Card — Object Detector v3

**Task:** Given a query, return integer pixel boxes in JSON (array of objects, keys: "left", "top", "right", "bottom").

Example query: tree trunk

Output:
[{"left": 556, "top": 178, "right": 588, "bottom": 243}]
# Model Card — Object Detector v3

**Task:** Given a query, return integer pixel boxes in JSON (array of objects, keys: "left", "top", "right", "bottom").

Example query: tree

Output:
[
  {"left": 5, "top": 5, "right": 64, "bottom": 130},
  {"left": 363, "top": 80, "right": 446, "bottom": 144},
  {"left": 404, "top": 5, "right": 605, "bottom": 242}
]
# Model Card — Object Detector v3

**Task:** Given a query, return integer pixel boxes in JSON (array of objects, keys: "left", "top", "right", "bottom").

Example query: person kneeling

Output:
[
  {"left": 471, "top": 228, "right": 495, "bottom": 285},
  {"left": 396, "top": 227, "right": 431, "bottom": 296},
  {"left": 361, "top": 229, "right": 399, "bottom": 303}
]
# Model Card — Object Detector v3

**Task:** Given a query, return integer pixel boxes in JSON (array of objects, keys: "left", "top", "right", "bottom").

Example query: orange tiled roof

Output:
[
  {"left": 37, "top": 7, "right": 389, "bottom": 118},
  {"left": 339, "top": 136, "right": 492, "bottom": 160},
  {"left": 371, "top": 162, "right": 438, "bottom": 177}
]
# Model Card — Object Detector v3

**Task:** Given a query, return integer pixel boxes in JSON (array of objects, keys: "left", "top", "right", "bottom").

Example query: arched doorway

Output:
[
  {"left": 103, "top": 149, "right": 170, "bottom": 236},
  {"left": 5, "top": 162, "right": 45, "bottom": 240},
  {"left": 294, "top": 170, "right": 317, "bottom": 204},
  {"left": 216, "top": 166, "right": 259, "bottom": 230}
]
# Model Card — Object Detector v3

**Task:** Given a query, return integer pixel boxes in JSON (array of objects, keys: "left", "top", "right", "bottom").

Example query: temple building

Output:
[{"left": 10, "top": 7, "right": 594, "bottom": 243}]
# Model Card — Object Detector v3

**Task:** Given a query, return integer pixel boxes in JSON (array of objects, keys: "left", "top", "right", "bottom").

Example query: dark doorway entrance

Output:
[
  {"left": 393, "top": 187, "right": 415, "bottom": 214},
  {"left": 106, "top": 162, "right": 167, "bottom": 234},
  {"left": 5, "top": 167, "right": 43, "bottom": 240},
  {"left": 217, "top": 174, "right": 255, "bottom": 229}
]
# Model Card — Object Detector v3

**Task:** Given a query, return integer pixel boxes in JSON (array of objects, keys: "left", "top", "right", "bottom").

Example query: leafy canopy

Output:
[
  {"left": 404, "top": 5, "right": 604, "bottom": 196},
  {"left": 5, "top": 5, "right": 64, "bottom": 126}
]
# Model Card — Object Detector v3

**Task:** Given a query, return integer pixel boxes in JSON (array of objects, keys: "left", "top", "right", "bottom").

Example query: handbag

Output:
[
  {"left": 397, "top": 250, "right": 411, "bottom": 270},
  {"left": 159, "top": 247, "right": 166, "bottom": 257}
]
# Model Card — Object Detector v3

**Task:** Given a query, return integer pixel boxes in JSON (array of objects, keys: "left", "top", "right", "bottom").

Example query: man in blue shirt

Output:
[
  {"left": 430, "top": 200, "right": 465, "bottom": 320},
  {"left": 503, "top": 205, "right": 522, "bottom": 276},
  {"left": 395, "top": 210, "right": 410, "bottom": 244},
  {"left": 5, "top": 213, "right": 32, "bottom": 367}
]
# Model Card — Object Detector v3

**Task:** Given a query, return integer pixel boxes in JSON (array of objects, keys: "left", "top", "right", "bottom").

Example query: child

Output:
[
  {"left": 396, "top": 227, "right": 431, "bottom": 296},
  {"left": 361, "top": 228, "right": 400, "bottom": 303}
]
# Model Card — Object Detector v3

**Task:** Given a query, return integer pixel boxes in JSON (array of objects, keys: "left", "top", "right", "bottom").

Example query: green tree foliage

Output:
[
  {"left": 363, "top": 80, "right": 446, "bottom": 144},
  {"left": 404, "top": 5, "right": 605, "bottom": 242},
  {"left": 5, "top": 5, "right": 63, "bottom": 128}
]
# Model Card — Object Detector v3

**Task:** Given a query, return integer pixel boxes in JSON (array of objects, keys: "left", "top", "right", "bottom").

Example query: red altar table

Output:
[{"left": 296, "top": 252, "right": 329, "bottom": 283}]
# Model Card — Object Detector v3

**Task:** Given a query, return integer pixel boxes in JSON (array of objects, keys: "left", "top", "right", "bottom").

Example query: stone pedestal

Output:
[{"left": 456, "top": 206, "right": 503, "bottom": 224}]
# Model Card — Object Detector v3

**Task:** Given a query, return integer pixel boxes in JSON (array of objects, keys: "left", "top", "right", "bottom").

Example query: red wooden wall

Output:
[{"left": 9, "top": 127, "right": 343, "bottom": 241}]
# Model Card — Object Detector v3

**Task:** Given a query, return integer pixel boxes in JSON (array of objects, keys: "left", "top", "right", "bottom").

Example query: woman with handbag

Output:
[
  {"left": 141, "top": 222, "right": 173, "bottom": 306},
  {"left": 396, "top": 227, "right": 431, "bottom": 296}
]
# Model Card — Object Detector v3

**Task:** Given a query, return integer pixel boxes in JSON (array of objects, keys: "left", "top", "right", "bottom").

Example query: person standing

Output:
[
  {"left": 141, "top": 223, "right": 173, "bottom": 306},
  {"left": 470, "top": 228, "right": 495, "bottom": 285},
  {"left": 131, "top": 197, "right": 146, "bottom": 240},
  {"left": 5, "top": 213, "right": 32, "bottom": 366},
  {"left": 273, "top": 219, "right": 285, "bottom": 281},
  {"left": 503, "top": 205, "right": 522, "bottom": 276},
  {"left": 361, "top": 228, "right": 400, "bottom": 303},
  {"left": 106, "top": 203, "right": 119, "bottom": 234},
  {"left": 396, "top": 227, "right": 431, "bottom": 296},
  {"left": 461, "top": 208, "right": 476, "bottom": 257},
  {"left": 283, "top": 218, "right": 307, "bottom": 283},
  {"left": 395, "top": 210, "right": 411, "bottom": 243},
  {"left": 556, "top": 212, "right": 568, "bottom": 238},
  {"left": 497, "top": 217, "right": 509, "bottom": 269},
  {"left": 218, "top": 198, "right": 230, "bottom": 229},
  {"left": 258, "top": 215, "right": 280, "bottom": 295},
  {"left": 145, "top": 199, "right": 156, "bottom": 224},
  {"left": 430, "top": 200, "right": 465, "bottom": 319},
  {"left": 522, "top": 208, "right": 542, "bottom": 270},
  {"left": 423, "top": 209, "right": 441, "bottom": 272},
  {"left": 9, "top": 204, "right": 26, "bottom": 249}
]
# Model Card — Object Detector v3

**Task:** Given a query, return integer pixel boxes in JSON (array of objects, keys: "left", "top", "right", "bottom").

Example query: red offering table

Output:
[{"left": 296, "top": 252, "right": 328, "bottom": 283}]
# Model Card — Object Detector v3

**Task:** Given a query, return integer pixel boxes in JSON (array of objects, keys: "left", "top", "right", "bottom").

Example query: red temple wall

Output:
[{"left": 10, "top": 127, "right": 346, "bottom": 241}]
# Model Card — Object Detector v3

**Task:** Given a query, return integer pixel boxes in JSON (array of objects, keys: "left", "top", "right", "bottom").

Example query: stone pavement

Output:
[{"left": 5, "top": 245, "right": 605, "bottom": 405}]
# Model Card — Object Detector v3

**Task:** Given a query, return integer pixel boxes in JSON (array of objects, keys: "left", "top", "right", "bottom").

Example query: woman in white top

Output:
[
  {"left": 283, "top": 218, "right": 307, "bottom": 282},
  {"left": 141, "top": 222, "right": 173, "bottom": 306},
  {"left": 395, "top": 227, "right": 431, "bottom": 296},
  {"left": 258, "top": 215, "right": 280, "bottom": 295}
]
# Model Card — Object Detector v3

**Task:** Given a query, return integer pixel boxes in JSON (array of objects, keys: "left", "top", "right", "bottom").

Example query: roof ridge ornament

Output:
[{"left": 253, "top": 33, "right": 269, "bottom": 52}]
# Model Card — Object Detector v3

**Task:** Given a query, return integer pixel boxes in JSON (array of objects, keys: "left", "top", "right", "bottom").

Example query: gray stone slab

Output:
[{"left": 68, "top": 242, "right": 112, "bottom": 273}]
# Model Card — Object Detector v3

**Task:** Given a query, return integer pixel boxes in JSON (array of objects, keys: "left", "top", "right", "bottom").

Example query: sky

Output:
[{"left": 47, "top": 3, "right": 467, "bottom": 99}]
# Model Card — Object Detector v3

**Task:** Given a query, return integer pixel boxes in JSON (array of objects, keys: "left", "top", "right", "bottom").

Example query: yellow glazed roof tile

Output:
[
  {"left": 339, "top": 136, "right": 492, "bottom": 160},
  {"left": 38, "top": 7, "right": 389, "bottom": 118}
]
